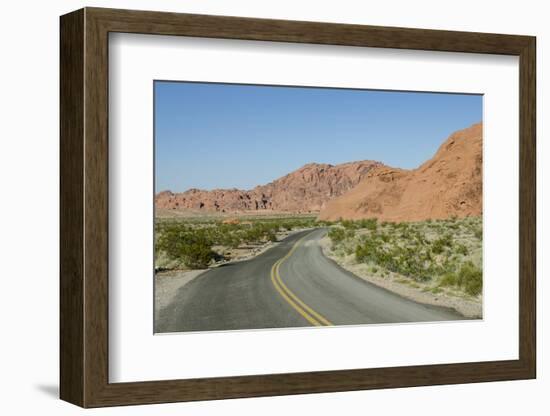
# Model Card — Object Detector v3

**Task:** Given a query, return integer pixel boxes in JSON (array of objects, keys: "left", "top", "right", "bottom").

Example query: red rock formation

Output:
[
  {"left": 155, "top": 160, "right": 382, "bottom": 214},
  {"left": 318, "top": 123, "right": 482, "bottom": 222}
]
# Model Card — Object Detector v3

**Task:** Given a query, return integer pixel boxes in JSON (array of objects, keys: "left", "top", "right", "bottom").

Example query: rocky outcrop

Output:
[
  {"left": 318, "top": 123, "right": 482, "bottom": 222},
  {"left": 156, "top": 160, "right": 383, "bottom": 214}
]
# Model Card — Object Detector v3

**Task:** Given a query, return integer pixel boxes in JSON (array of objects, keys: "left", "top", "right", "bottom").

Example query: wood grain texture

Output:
[
  {"left": 89, "top": 7, "right": 532, "bottom": 54},
  {"left": 59, "top": 7, "right": 537, "bottom": 408},
  {"left": 83, "top": 10, "right": 110, "bottom": 406},
  {"left": 518, "top": 38, "right": 536, "bottom": 375},
  {"left": 59, "top": 8, "right": 84, "bottom": 406}
]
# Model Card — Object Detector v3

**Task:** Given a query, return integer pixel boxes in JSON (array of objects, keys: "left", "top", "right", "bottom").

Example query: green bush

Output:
[
  {"left": 359, "top": 218, "right": 378, "bottom": 231},
  {"left": 341, "top": 220, "right": 356, "bottom": 230},
  {"left": 431, "top": 233, "right": 453, "bottom": 254},
  {"left": 155, "top": 215, "right": 319, "bottom": 271},
  {"left": 439, "top": 272, "right": 458, "bottom": 287},
  {"left": 182, "top": 240, "right": 215, "bottom": 269},
  {"left": 266, "top": 231, "right": 277, "bottom": 242},
  {"left": 474, "top": 228, "right": 483, "bottom": 240},
  {"left": 458, "top": 261, "right": 482, "bottom": 296},
  {"left": 455, "top": 244, "right": 469, "bottom": 256},
  {"left": 431, "top": 240, "right": 444, "bottom": 254},
  {"left": 437, "top": 262, "right": 482, "bottom": 296},
  {"left": 156, "top": 225, "right": 215, "bottom": 269},
  {"left": 328, "top": 227, "right": 346, "bottom": 244}
]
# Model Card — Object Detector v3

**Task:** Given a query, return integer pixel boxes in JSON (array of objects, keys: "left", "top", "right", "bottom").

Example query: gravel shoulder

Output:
[
  {"left": 319, "top": 236, "right": 482, "bottom": 319},
  {"left": 155, "top": 269, "right": 207, "bottom": 318}
]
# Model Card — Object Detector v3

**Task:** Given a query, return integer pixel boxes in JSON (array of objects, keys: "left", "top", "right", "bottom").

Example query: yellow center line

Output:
[{"left": 270, "top": 232, "right": 333, "bottom": 326}]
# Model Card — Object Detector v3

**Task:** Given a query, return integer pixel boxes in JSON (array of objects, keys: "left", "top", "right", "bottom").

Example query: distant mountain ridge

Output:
[
  {"left": 155, "top": 160, "right": 383, "bottom": 214},
  {"left": 318, "top": 123, "right": 483, "bottom": 222}
]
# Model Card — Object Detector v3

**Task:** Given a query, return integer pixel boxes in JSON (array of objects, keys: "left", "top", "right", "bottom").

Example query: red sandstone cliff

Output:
[{"left": 318, "top": 123, "right": 482, "bottom": 222}]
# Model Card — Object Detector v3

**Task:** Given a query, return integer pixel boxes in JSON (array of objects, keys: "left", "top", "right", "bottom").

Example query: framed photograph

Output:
[{"left": 60, "top": 7, "right": 536, "bottom": 407}]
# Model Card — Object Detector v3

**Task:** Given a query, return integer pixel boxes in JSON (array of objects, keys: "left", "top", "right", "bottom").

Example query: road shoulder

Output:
[{"left": 155, "top": 269, "right": 206, "bottom": 320}]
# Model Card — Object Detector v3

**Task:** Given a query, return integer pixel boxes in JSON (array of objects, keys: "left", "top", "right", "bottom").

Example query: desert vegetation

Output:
[
  {"left": 326, "top": 216, "right": 482, "bottom": 298},
  {"left": 155, "top": 215, "right": 317, "bottom": 271}
]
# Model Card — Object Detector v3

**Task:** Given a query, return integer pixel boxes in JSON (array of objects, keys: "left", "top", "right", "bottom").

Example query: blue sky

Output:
[{"left": 155, "top": 81, "right": 482, "bottom": 192}]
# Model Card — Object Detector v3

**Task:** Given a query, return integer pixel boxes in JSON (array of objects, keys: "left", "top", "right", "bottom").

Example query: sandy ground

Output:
[{"left": 319, "top": 236, "right": 482, "bottom": 318}]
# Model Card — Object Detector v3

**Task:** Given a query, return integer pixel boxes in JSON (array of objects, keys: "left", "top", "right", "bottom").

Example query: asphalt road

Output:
[{"left": 155, "top": 228, "right": 463, "bottom": 333}]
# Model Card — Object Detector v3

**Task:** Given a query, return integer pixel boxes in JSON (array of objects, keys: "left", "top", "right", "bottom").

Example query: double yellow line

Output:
[{"left": 270, "top": 233, "right": 333, "bottom": 326}]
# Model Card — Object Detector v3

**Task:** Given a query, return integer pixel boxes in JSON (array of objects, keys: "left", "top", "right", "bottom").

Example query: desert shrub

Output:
[
  {"left": 437, "top": 262, "right": 482, "bottom": 295},
  {"left": 266, "top": 231, "right": 277, "bottom": 242},
  {"left": 181, "top": 239, "right": 215, "bottom": 269},
  {"left": 328, "top": 227, "right": 346, "bottom": 244},
  {"left": 155, "top": 215, "right": 319, "bottom": 270},
  {"left": 355, "top": 244, "right": 367, "bottom": 263},
  {"left": 243, "top": 227, "right": 261, "bottom": 243},
  {"left": 431, "top": 233, "right": 453, "bottom": 254},
  {"left": 409, "top": 231, "right": 427, "bottom": 247},
  {"left": 457, "top": 261, "right": 482, "bottom": 296},
  {"left": 350, "top": 216, "right": 482, "bottom": 290},
  {"left": 317, "top": 220, "right": 333, "bottom": 227},
  {"left": 397, "top": 249, "right": 431, "bottom": 282},
  {"left": 439, "top": 272, "right": 458, "bottom": 287},
  {"left": 355, "top": 240, "right": 428, "bottom": 282},
  {"left": 474, "top": 228, "right": 483, "bottom": 240},
  {"left": 431, "top": 240, "right": 444, "bottom": 254},
  {"left": 355, "top": 239, "right": 379, "bottom": 263},
  {"left": 156, "top": 224, "right": 191, "bottom": 259},
  {"left": 157, "top": 225, "right": 215, "bottom": 269},
  {"left": 225, "top": 234, "right": 243, "bottom": 249},
  {"left": 358, "top": 218, "right": 378, "bottom": 231},
  {"left": 455, "top": 243, "right": 469, "bottom": 256},
  {"left": 341, "top": 219, "right": 356, "bottom": 230}
]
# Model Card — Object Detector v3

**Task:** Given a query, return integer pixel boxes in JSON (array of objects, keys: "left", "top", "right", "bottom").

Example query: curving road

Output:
[{"left": 155, "top": 228, "right": 463, "bottom": 333}]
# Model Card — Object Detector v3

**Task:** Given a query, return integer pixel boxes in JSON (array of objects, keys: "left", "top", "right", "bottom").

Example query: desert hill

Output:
[
  {"left": 156, "top": 160, "right": 383, "bottom": 214},
  {"left": 318, "top": 123, "right": 482, "bottom": 222}
]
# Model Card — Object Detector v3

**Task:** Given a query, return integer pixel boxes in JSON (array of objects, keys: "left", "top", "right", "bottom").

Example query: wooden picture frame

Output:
[{"left": 60, "top": 7, "right": 536, "bottom": 408}]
